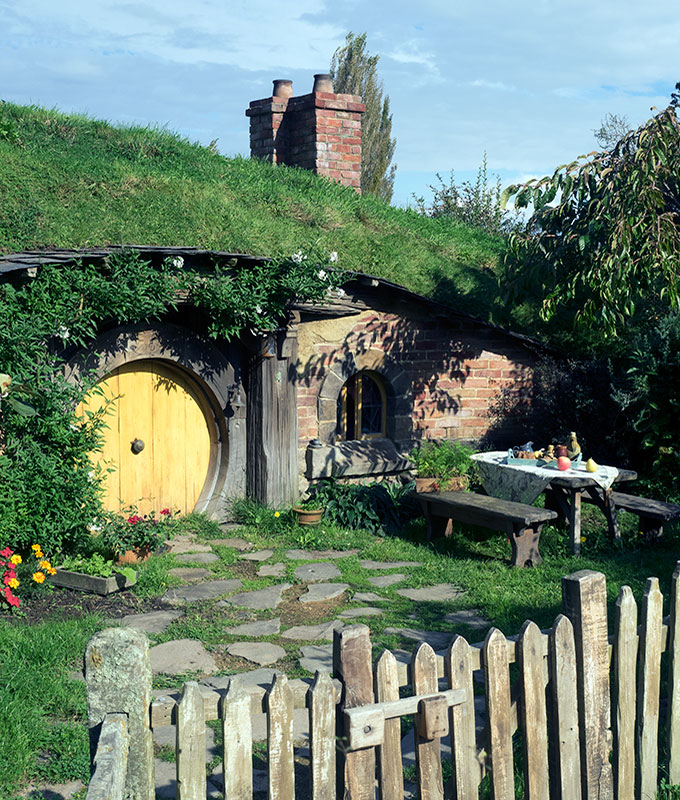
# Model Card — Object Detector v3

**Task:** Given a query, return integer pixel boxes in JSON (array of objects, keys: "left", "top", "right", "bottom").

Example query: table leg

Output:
[
  {"left": 569, "top": 490, "right": 582, "bottom": 556},
  {"left": 426, "top": 513, "right": 452, "bottom": 541},
  {"left": 602, "top": 489, "right": 621, "bottom": 542}
]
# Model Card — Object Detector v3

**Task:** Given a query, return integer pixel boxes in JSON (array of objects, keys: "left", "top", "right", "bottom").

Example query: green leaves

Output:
[{"left": 503, "top": 107, "right": 680, "bottom": 336}]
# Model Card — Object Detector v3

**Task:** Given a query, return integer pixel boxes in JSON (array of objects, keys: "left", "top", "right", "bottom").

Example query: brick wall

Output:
[
  {"left": 296, "top": 309, "right": 535, "bottom": 471},
  {"left": 246, "top": 79, "right": 365, "bottom": 192}
]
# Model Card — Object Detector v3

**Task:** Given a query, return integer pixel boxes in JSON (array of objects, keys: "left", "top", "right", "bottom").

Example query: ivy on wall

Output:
[{"left": 0, "top": 249, "right": 336, "bottom": 552}]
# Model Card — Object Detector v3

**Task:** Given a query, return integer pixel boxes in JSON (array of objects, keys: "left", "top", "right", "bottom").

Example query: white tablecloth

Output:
[{"left": 471, "top": 451, "right": 620, "bottom": 504}]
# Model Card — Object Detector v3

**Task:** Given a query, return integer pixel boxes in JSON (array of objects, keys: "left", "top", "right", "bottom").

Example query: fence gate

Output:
[{"left": 85, "top": 565, "right": 680, "bottom": 799}]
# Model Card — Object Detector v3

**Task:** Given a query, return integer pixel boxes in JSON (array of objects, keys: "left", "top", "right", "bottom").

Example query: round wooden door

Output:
[{"left": 77, "top": 360, "right": 214, "bottom": 516}]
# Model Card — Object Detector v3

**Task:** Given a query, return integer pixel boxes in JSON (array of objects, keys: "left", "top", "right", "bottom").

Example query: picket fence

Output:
[{"left": 84, "top": 565, "right": 680, "bottom": 800}]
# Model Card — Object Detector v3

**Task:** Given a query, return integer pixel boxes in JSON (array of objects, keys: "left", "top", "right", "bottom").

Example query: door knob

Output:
[{"left": 131, "top": 438, "right": 145, "bottom": 454}]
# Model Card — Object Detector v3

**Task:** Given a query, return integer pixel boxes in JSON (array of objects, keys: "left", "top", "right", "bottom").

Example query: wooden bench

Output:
[
  {"left": 417, "top": 490, "right": 558, "bottom": 567},
  {"left": 583, "top": 491, "right": 680, "bottom": 540}
]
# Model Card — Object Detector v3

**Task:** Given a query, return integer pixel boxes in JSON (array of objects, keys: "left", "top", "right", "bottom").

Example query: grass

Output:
[
  {"left": 0, "top": 101, "right": 509, "bottom": 326},
  {"left": 4, "top": 509, "right": 680, "bottom": 797},
  {"left": 0, "top": 614, "right": 104, "bottom": 800}
]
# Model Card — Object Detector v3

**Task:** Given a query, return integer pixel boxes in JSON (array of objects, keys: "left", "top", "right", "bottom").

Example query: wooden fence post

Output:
[
  {"left": 562, "top": 570, "right": 613, "bottom": 800},
  {"left": 85, "top": 627, "right": 155, "bottom": 800},
  {"left": 613, "top": 586, "right": 637, "bottom": 800},
  {"left": 334, "top": 624, "right": 375, "bottom": 800},
  {"left": 667, "top": 562, "right": 680, "bottom": 785}
]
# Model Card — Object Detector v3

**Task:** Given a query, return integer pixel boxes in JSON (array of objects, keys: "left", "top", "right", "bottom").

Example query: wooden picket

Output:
[{"left": 86, "top": 563, "right": 680, "bottom": 800}]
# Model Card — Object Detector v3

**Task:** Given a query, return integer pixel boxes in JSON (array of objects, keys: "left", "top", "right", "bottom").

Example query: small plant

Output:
[
  {"left": 294, "top": 497, "right": 325, "bottom": 511},
  {"left": 59, "top": 552, "right": 136, "bottom": 583},
  {"left": 100, "top": 508, "right": 176, "bottom": 555},
  {"left": 410, "top": 440, "right": 475, "bottom": 488}
]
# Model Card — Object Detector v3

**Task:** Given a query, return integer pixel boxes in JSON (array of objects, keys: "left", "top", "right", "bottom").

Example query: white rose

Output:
[
  {"left": 329, "top": 251, "right": 338, "bottom": 263},
  {"left": 291, "top": 251, "right": 304, "bottom": 263},
  {"left": 58, "top": 325, "right": 70, "bottom": 339},
  {"left": 318, "top": 269, "right": 327, "bottom": 281},
  {"left": 171, "top": 256, "right": 184, "bottom": 269}
]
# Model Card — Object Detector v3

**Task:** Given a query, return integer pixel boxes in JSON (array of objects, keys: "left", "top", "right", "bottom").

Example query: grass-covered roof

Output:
[{"left": 0, "top": 101, "right": 507, "bottom": 323}]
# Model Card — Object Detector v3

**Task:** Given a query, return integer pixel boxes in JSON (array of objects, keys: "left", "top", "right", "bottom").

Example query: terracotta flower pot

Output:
[
  {"left": 292, "top": 507, "right": 324, "bottom": 526},
  {"left": 116, "top": 546, "right": 152, "bottom": 566},
  {"left": 415, "top": 477, "right": 440, "bottom": 493}
]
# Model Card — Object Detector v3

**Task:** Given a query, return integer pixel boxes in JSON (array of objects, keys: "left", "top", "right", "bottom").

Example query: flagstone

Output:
[
  {"left": 239, "top": 549, "right": 274, "bottom": 562},
  {"left": 339, "top": 607, "right": 383, "bottom": 618},
  {"left": 384, "top": 627, "right": 453, "bottom": 650},
  {"left": 299, "top": 644, "right": 333, "bottom": 674},
  {"left": 293, "top": 562, "right": 341, "bottom": 582},
  {"left": 285, "top": 549, "right": 358, "bottom": 560},
  {"left": 298, "top": 583, "right": 349, "bottom": 604},
  {"left": 368, "top": 574, "right": 405, "bottom": 587},
  {"left": 163, "top": 579, "right": 243, "bottom": 605},
  {"left": 443, "top": 609, "right": 490, "bottom": 629},
  {"left": 168, "top": 567, "right": 211, "bottom": 583},
  {"left": 150, "top": 639, "right": 218, "bottom": 675},
  {"left": 222, "top": 583, "right": 292, "bottom": 610},
  {"left": 226, "top": 642, "right": 286, "bottom": 666},
  {"left": 209, "top": 537, "right": 253, "bottom": 550},
  {"left": 281, "top": 620, "right": 344, "bottom": 641},
  {"left": 257, "top": 563, "right": 286, "bottom": 577},
  {"left": 166, "top": 540, "right": 213, "bottom": 554},
  {"left": 175, "top": 552, "right": 219, "bottom": 564},
  {"left": 116, "top": 610, "right": 183, "bottom": 634},
  {"left": 360, "top": 560, "right": 423, "bottom": 570},
  {"left": 352, "top": 591, "right": 382, "bottom": 603}
]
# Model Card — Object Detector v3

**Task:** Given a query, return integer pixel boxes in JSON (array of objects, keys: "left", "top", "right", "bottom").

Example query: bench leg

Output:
[
  {"left": 510, "top": 524, "right": 543, "bottom": 567},
  {"left": 640, "top": 516, "right": 664, "bottom": 542},
  {"left": 426, "top": 513, "right": 453, "bottom": 541}
]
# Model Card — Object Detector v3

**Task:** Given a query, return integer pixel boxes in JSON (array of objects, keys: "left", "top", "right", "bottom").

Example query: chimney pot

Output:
[
  {"left": 312, "top": 73, "right": 334, "bottom": 93},
  {"left": 272, "top": 79, "right": 293, "bottom": 99}
]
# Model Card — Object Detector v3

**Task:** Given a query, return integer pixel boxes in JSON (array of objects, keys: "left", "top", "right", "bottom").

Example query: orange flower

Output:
[
  {"left": 40, "top": 560, "right": 51, "bottom": 570},
  {"left": 31, "top": 544, "right": 41, "bottom": 552},
  {"left": 47, "top": 567, "right": 57, "bottom": 575},
  {"left": 32, "top": 571, "right": 45, "bottom": 583}
]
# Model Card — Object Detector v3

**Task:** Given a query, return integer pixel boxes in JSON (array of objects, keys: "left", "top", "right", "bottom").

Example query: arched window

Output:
[{"left": 337, "top": 371, "right": 387, "bottom": 440}]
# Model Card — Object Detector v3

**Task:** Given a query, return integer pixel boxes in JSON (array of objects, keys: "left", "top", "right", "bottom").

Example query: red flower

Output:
[
  {"left": 0, "top": 547, "right": 11, "bottom": 558},
  {"left": 127, "top": 515, "right": 142, "bottom": 525},
  {"left": 160, "top": 508, "right": 171, "bottom": 516}
]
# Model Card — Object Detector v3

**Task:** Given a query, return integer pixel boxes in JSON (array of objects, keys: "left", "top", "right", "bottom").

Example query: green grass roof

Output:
[{"left": 0, "top": 101, "right": 507, "bottom": 322}]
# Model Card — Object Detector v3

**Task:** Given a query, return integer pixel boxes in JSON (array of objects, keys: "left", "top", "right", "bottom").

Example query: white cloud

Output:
[{"left": 470, "top": 79, "right": 518, "bottom": 93}]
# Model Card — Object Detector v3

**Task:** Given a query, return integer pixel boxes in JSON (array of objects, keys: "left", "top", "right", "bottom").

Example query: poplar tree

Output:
[{"left": 330, "top": 32, "right": 397, "bottom": 203}]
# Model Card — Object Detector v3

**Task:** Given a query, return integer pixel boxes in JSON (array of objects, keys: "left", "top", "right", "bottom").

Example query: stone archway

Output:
[{"left": 316, "top": 347, "right": 412, "bottom": 446}]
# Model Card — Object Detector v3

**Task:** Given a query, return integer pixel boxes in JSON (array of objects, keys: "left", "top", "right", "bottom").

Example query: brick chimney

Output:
[{"left": 246, "top": 74, "right": 365, "bottom": 193}]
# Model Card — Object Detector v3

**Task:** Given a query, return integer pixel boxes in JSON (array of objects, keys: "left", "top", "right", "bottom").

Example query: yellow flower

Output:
[
  {"left": 40, "top": 560, "right": 51, "bottom": 570},
  {"left": 10, "top": 554, "right": 21, "bottom": 565},
  {"left": 274, "top": 511, "right": 281, "bottom": 518},
  {"left": 32, "top": 571, "right": 45, "bottom": 584},
  {"left": 34, "top": 550, "right": 44, "bottom": 560},
  {"left": 47, "top": 567, "right": 57, "bottom": 575},
  {"left": 580, "top": 536, "right": 586, "bottom": 543},
  {"left": 31, "top": 544, "right": 41, "bottom": 552},
  {"left": 8, "top": 577, "right": 19, "bottom": 589}
]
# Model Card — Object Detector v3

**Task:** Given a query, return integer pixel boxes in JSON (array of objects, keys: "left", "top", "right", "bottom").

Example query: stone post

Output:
[{"left": 85, "top": 627, "right": 155, "bottom": 800}]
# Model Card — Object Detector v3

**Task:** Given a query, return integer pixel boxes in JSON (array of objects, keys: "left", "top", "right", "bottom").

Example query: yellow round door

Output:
[{"left": 77, "top": 360, "right": 213, "bottom": 516}]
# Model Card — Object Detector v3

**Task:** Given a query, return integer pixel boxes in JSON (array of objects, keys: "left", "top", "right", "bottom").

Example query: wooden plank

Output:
[
  {"left": 267, "top": 673, "right": 295, "bottom": 800},
  {"left": 412, "top": 643, "right": 445, "bottom": 800},
  {"left": 310, "top": 671, "right": 336, "bottom": 800},
  {"left": 518, "top": 621, "right": 549, "bottom": 800},
  {"left": 562, "top": 570, "right": 613, "bottom": 800},
  {"left": 222, "top": 680, "right": 252, "bottom": 800},
  {"left": 613, "top": 586, "right": 637, "bottom": 800},
  {"left": 637, "top": 577, "right": 663, "bottom": 800},
  {"left": 609, "top": 493, "right": 680, "bottom": 521},
  {"left": 176, "top": 681, "right": 206, "bottom": 800},
  {"left": 668, "top": 562, "right": 680, "bottom": 784},
  {"left": 333, "top": 625, "right": 376, "bottom": 800},
  {"left": 549, "top": 615, "right": 581, "bottom": 800},
  {"left": 446, "top": 636, "right": 479, "bottom": 800},
  {"left": 484, "top": 628, "right": 515, "bottom": 800},
  {"left": 374, "top": 650, "right": 404, "bottom": 800},
  {"left": 422, "top": 492, "right": 557, "bottom": 528}
]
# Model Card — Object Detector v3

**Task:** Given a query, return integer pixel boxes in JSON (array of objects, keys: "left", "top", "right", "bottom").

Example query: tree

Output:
[
  {"left": 671, "top": 81, "right": 680, "bottom": 107},
  {"left": 592, "top": 112, "right": 631, "bottom": 149},
  {"left": 502, "top": 107, "right": 680, "bottom": 337},
  {"left": 330, "top": 32, "right": 396, "bottom": 202}
]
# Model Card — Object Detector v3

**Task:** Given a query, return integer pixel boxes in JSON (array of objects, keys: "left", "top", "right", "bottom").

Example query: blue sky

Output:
[{"left": 1, "top": 0, "right": 678, "bottom": 207}]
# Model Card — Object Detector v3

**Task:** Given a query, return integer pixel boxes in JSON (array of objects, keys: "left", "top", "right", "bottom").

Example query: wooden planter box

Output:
[{"left": 49, "top": 568, "right": 137, "bottom": 595}]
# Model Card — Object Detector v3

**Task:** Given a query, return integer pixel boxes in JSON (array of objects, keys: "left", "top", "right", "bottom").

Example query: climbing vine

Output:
[{"left": 0, "top": 248, "right": 337, "bottom": 553}]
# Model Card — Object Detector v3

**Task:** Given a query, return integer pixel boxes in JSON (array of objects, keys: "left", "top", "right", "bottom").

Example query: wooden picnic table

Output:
[{"left": 471, "top": 451, "right": 638, "bottom": 556}]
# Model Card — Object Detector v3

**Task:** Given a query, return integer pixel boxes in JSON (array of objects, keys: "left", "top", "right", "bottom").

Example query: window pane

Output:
[{"left": 360, "top": 374, "right": 383, "bottom": 435}]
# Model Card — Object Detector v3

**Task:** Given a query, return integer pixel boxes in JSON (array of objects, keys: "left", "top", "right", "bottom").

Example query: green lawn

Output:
[{"left": 2, "top": 508, "right": 679, "bottom": 798}]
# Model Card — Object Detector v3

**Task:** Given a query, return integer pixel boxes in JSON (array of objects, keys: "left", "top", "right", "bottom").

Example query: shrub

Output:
[{"left": 410, "top": 440, "right": 476, "bottom": 485}]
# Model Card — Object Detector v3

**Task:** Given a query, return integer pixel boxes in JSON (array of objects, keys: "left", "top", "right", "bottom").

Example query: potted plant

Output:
[
  {"left": 410, "top": 441, "right": 474, "bottom": 493},
  {"left": 52, "top": 552, "right": 137, "bottom": 595},
  {"left": 292, "top": 497, "right": 326, "bottom": 527},
  {"left": 100, "top": 508, "right": 175, "bottom": 564}
]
